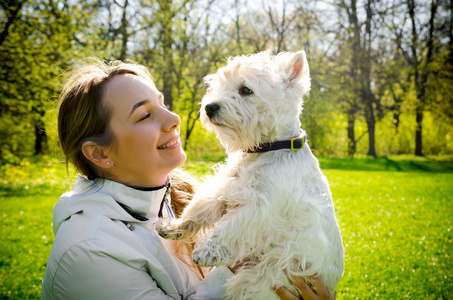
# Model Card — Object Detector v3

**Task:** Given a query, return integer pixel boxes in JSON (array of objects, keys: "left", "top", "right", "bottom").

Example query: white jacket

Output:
[{"left": 41, "top": 175, "right": 232, "bottom": 300}]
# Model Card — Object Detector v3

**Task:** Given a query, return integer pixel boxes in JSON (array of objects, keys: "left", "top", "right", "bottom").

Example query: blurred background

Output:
[
  {"left": 1, "top": 1, "right": 453, "bottom": 299},
  {"left": 1, "top": 0, "right": 452, "bottom": 163}
]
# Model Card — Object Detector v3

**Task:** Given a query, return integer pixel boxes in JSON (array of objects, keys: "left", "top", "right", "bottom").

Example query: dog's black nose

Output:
[{"left": 205, "top": 103, "right": 220, "bottom": 118}]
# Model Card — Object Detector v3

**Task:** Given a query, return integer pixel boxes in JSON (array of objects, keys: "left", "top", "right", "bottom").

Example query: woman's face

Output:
[{"left": 102, "top": 74, "right": 186, "bottom": 187}]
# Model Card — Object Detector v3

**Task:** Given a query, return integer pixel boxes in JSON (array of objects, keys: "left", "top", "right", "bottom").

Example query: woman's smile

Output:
[{"left": 158, "top": 135, "right": 181, "bottom": 150}]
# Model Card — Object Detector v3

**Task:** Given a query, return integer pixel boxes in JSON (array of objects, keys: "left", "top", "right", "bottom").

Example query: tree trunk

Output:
[
  {"left": 365, "top": 100, "right": 376, "bottom": 157},
  {"left": 118, "top": 0, "right": 129, "bottom": 60},
  {"left": 393, "top": 110, "right": 400, "bottom": 131},
  {"left": 408, "top": 0, "right": 438, "bottom": 156},
  {"left": 162, "top": 76, "right": 173, "bottom": 111},
  {"left": 156, "top": 0, "right": 176, "bottom": 111},
  {"left": 0, "top": 0, "right": 26, "bottom": 46},
  {"left": 184, "top": 111, "right": 198, "bottom": 150},
  {"left": 234, "top": 0, "right": 242, "bottom": 50},
  {"left": 34, "top": 122, "right": 47, "bottom": 155},
  {"left": 343, "top": 0, "right": 378, "bottom": 157},
  {"left": 363, "top": 0, "right": 376, "bottom": 157},
  {"left": 449, "top": 0, "right": 453, "bottom": 66},
  {"left": 347, "top": 112, "right": 356, "bottom": 156},
  {"left": 415, "top": 108, "right": 423, "bottom": 156},
  {"left": 32, "top": 106, "right": 47, "bottom": 155}
]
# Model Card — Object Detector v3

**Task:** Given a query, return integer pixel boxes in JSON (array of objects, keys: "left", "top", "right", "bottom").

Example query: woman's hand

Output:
[{"left": 273, "top": 275, "right": 336, "bottom": 300}]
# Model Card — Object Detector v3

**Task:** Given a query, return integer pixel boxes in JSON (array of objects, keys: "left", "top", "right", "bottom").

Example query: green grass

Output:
[
  {"left": 1, "top": 155, "right": 452, "bottom": 299},
  {"left": 327, "top": 169, "right": 452, "bottom": 299}
]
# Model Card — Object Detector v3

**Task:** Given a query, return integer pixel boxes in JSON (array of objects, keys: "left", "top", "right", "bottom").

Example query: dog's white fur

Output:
[{"left": 156, "top": 50, "right": 344, "bottom": 299}]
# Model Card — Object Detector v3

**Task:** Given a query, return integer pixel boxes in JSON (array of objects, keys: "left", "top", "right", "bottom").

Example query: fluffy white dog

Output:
[{"left": 156, "top": 50, "right": 344, "bottom": 299}]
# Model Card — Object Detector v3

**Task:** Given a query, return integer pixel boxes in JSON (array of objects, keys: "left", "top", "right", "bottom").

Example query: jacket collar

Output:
[{"left": 52, "top": 175, "right": 167, "bottom": 234}]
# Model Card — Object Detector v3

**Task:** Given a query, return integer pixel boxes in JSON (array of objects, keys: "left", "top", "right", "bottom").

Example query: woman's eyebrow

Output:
[{"left": 130, "top": 99, "right": 150, "bottom": 116}]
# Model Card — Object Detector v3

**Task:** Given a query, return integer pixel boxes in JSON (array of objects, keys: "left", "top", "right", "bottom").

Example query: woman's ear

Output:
[{"left": 81, "top": 141, "right": 114, "bottom": 169}]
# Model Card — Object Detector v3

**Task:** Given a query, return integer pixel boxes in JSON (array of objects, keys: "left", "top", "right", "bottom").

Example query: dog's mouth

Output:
[
  {"left": 206, "top": 114, "right": 235, "bottom": 129},
  {"left": 204, "top": 111, "right": 226, "bottom": 127},
  {"left": 210, "top": 118, "right": 241, "bottom": 133},
  {"left": 209, "top": 118, "right": 224, "bottom": 127}
]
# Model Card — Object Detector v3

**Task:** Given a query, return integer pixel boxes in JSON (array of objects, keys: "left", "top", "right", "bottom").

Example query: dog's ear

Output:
[
  {"left": 276, "top": 50, "right": 310, "bottom": 95},
  {"left": 275, "top": 50, "right": 309, "bottom": 82},
  {"left": 288, "top": 51, "right": 309, "bottom": 82}
]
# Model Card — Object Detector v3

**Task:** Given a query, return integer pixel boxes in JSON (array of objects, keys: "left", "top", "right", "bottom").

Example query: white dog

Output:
[{"left": 156, "top": 50, "right": 344, "bottom": 299}]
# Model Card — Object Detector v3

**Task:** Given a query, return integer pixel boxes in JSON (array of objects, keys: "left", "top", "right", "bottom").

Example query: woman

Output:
[{"left": 41, "top": 60, "right": 334, "bottom": 300}]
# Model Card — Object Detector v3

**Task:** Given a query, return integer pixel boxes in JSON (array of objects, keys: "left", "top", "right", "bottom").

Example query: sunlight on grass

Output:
[
  {"left": 0, "top": 156, "right": 76, "bottom": 197},
  {"left": 325, "top": 170, "right": 452, "bottom": 299},
  {"left": 0, "top": 156, "right": 452, "bottom": 299},
  {"left": 0, "top": 196, "right": 55, "bottom": 299}
]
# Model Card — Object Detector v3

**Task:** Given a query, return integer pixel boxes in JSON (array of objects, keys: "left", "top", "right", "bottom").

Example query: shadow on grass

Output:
[{"left": 317, "top": 155, "right": 453, "bottom": 173}]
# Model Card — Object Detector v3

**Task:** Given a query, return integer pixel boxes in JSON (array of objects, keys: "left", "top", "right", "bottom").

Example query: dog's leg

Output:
[
  {"left": 224, "top": 265, "right": 283, "bottom": 300},
  {"left": 156, "top": 195, "right": 225, "bottom": 240},
  {"left": 155, "top": 177, "right": 228, "bottom": 240},
  {"left": 192, "top": 204, "right": 261, "bottom": 267}
]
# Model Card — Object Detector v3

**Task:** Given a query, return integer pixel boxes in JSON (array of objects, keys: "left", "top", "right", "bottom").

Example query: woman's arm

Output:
[{"left": 43, "top": 240, "right": 178, "bottom": 300}]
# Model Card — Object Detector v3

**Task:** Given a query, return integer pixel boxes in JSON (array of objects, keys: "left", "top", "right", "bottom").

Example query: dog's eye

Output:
[{"left": 239, "top": 86, "right": 253, "bottom": 96}]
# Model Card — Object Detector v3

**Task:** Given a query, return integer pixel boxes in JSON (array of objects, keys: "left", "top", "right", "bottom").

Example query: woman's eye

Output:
[
  {"left": 239, "top": 86, "right": 253, "bottom": 95},
  {"left": 139, "top": 113, "right": 151, "bottom": 121}
]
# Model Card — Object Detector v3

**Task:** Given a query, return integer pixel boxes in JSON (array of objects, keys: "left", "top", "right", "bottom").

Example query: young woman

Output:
[{"left": 41, "top": 61, "right": 334, "bottom": 300}]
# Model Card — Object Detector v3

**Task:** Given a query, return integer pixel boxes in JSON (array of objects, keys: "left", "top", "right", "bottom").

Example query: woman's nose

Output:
[{"left": 163, "top": 109, "right": 181, "bottom": 132}]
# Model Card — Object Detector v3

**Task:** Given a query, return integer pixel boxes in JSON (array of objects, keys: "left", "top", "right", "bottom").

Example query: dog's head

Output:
[{"left": 200, "top": 50, "right": 310, "bottom": 153}]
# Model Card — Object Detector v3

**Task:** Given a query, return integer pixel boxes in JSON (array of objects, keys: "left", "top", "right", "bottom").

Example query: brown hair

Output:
[{"left": 58, "top": 60, "right": 207, "bottom": 279}]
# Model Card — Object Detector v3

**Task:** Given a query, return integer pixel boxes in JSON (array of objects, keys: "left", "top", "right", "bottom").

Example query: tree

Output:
[
  {"left": 336, "top": 0, "right": 385, "bottom": 157},
  {"left": 408, "top": 0, "right": 438, "bottom": 156},
  {"left": 0, "top": 0, "right": 107, "bottom": 161},
  {"left": 176, "top": 3, "right": 232, "bottom": 150},
  {"left": 0, "top": 0, "right": 27, "bottom": 46},
  {"left": 133, "top": 0, "right": 227, "bottom": 149},
  {"left": 429, "top": 0, "right": 453, "bottom": 124},
  {"left": 134, "top": 0, "right": 195, "bottom": 112},
  {"left": 332, "top": 4, "right": 363, "bottom": 156},
  {"left": 98, "top": 0, "right": 152, "bottom": 60},
  {"left": 264, "top": 0, "right": 298, "bottom": 52}
]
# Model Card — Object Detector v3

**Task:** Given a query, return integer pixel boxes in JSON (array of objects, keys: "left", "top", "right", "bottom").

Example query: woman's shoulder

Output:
[
  {"left": 47, "top": 212, "right": 154, "bottom": 274},
  {"left": 41, "top": 212, "right": 175, "bottom": 300},
  {"left": 52, "top": 213, "right": 129, "bottom": 257}
]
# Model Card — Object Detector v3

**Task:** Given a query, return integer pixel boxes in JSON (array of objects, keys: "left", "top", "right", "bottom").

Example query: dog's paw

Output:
[
  {"left": 192, "top": 238, "right": 235, "bottom": 267},
  {"left": 155, "top": 219, "right": 185, "bottom": 240},
  {"left": 155, "top": 218, "right": 201, "bottom": 240}
]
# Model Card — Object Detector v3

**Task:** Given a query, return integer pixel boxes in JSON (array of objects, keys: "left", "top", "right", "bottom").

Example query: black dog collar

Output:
[{"left": 247, "top": 134, "right": 307, "bottom": 153}]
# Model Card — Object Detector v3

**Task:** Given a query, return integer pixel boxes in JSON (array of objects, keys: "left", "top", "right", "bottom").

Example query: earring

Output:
[{"left": 107, "top": 162, "right": 116, "bottom": 168}]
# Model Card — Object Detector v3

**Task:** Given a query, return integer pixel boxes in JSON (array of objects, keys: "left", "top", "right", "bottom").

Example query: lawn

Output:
[{"left": 0, "top": 155, "right": 452, "bottom": 299}]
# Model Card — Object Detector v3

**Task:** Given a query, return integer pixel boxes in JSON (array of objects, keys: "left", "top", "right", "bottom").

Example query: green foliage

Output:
[
  {"left": 1, "top": 0, "right": 453, "bottom": 163},
  {"left": 303, "top": 58, "right": 350, "bottom": 155},
  {"left": 0, "top": 0, "right": 115, "bottom": 164},
  {"left": 1, "top": 156, "right": 452, "bottom": 299},
  {"left": 0, "top": 0, "right": 72, "bottom": 159},
  {"left": 0, "top": 114, "right": 35, "bottom": 164}
]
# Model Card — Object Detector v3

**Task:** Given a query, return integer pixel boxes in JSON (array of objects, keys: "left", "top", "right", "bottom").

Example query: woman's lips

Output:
[{"left": 157, "top": 136, "right": 180, "bottom": 150}]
